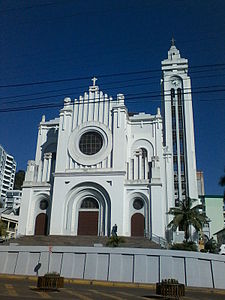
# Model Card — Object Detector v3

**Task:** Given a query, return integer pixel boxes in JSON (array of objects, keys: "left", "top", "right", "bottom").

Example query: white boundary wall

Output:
[{"left": 0, "top": 246, "right": 225, "bottom": 289}]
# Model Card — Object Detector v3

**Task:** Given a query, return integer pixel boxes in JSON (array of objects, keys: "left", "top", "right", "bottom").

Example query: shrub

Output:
[
  {"left": 106, "top": 236, "right": 125, "bottom": 247},
  {"left": 204, "top": 238, "right": 219, "bottom": 254},
  {"left": 170, "top": 241, "right": 198, "bottom": 252},
  {"left": 44, "top": 272, "right": 60, "bottom": 277}
]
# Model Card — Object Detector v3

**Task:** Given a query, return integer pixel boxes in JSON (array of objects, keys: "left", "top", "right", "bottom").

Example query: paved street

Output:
[{"left": 0, "top": 277, "right": 225, "bottom": 300}]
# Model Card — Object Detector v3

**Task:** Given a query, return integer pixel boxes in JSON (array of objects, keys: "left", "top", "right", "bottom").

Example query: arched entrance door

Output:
[
  {"left": 131, "top": 213, "right": 145, "bottom": 236},
  {"left": 35, "top": 213, "right": 48, "bottom": 235},
  {"left": 77, "top": 197, "right": 99, "bottom": 235}
]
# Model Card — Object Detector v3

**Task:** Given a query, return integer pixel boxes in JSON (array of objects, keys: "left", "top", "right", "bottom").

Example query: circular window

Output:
[
  {"left": 68, "top": 122, "right": 112, "bottom": 165},
  {"left": 133, "top": 198, "right": 144, "bottom": 210},
  {"left": 79, "top": 131, "right": 103, "bottom": 155},
  {"left": 40, "top": 200, "right": 49, "bottom": 210}
]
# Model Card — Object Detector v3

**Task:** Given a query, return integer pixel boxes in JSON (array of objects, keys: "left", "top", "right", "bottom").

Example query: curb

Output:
[
  {"left": 64, "top": 278, "right": 155, "bottom": 289},
  {"left": 0, "top": 274, "right": 155, "bottom": 289},
  {"left": 0, "top": 274, "right": 37, "bottom": 282},
  {"left": 1, "top": 274, "right": 225, "bottom": 294}
]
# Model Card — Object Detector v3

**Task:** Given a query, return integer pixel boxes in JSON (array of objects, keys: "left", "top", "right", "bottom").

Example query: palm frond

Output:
[{"left": 167, "top": 196, "right": 210, "bottom": 242}]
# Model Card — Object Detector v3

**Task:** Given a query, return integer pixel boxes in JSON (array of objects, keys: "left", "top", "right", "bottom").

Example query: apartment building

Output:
[{"left": 0, "top": 145, "right": 16, "bottom": 205}]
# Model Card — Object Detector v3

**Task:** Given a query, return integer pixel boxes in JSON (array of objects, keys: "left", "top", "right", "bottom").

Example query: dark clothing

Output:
[{"left": 112, "top": 224, "right": 117, "bottom": 236}]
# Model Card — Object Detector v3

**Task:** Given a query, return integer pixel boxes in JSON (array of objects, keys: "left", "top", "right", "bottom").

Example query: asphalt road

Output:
[{"left": 1, "top": 276, "right": 225, "bottom": 300}]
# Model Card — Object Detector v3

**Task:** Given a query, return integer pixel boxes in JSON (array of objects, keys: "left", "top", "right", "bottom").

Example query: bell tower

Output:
[{"left": 161, "top": 39, "right": 198, "bottom": 205}]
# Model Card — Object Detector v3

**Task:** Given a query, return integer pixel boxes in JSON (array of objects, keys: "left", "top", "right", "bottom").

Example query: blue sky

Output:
[{"left": 0, "top": 0, "right": 224, "bottom": 195}]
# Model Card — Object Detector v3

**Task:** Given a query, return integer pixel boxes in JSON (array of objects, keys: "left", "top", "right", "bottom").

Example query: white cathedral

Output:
[{"left": 18, "top": 42, "right": 198, "bottom": 240}]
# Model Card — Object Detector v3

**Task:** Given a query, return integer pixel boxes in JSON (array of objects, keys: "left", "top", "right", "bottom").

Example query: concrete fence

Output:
[{"left": 0, "top": 245, "right": 225, "bottom": 289}]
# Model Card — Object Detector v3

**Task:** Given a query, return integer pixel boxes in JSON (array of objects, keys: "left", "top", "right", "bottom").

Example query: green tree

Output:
[
  {"left": 167, "top": 197, "right": 209, "bottom": 242},
  {"left": 14, "top": 170, "right": 25, "bottom": 190},
  {"left": 0, "top": 219, "right": 7, "bottom": 238}
]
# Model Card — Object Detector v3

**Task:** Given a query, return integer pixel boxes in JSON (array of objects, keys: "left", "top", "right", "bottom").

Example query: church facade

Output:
[{"left": 18, "top": 42, "right": 198, "bottom": 240}]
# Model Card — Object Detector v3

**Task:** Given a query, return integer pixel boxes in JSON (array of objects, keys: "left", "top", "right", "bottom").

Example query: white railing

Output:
[
  {"left": 151, "top": 233, "right": 168, "bottom": 248},
  {"left": 145, "top": 232, "right": 168, "bottom": 248}
]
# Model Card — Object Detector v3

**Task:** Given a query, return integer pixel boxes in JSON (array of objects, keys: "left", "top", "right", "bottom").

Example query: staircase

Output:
[{"left": 6, "top": 235, "right": 162, "bottom": 249}]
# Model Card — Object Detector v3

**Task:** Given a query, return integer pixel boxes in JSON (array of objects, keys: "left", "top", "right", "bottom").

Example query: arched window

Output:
[
  {"left": 80, "top": 197, "right": 99, "bottom": 209},
  {"left": 140, "top": 148, "right": 148, "bottom": 180},
  {"left": 177, "top": 88, "right": 182, "bottom": 105},
  {"left": 171, "top": 88, "right": 175, "bottom": 105},
  {"left": 141, "top": 148, "right": 147, "bottom": 159}
]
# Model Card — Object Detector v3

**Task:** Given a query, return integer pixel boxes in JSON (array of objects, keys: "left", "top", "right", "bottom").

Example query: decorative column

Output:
[
  {"left": 25, "top": 160, "right": 36, "bottom": 182},
  {"left": 138, "top": 150, "right": 142, "bottom": 180},
  {"left": 134, "top": 152, "right": 138, "bottom": 180},
  {"left": 37, "top": 160, "right": 42, "bottom": 182},
  {"left": 46, "top": 153, "right": 52, "bottom": 182},
  {"left": 144, "top": 155, "right": 148, "bottom": 180},
  {"left": 150, "top": 155, "right": 164, "bottom": 238},
  {"left": 42, "top": 154, "right": 48, "bottom": 182},
  {"left": 129, "top": 159, "right": 134, "bottom": 180},
  {"left": 42, "top": 153, "right": 52, "bottom": 182}
]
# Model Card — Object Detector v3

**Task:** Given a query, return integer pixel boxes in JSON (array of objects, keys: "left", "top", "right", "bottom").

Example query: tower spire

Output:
[
  {"left": 161, "top": 44, "right": 198, "bottom": 205},
  {"left": 171, "top": 37, "right": 176, "bottom": 47}
]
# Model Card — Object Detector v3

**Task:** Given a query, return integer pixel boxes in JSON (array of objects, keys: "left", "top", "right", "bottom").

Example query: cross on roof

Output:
[{"left": 92, "top": 77, "right": 97, "bottom": 86}]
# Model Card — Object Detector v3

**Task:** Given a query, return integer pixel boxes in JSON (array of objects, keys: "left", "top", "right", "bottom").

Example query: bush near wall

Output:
[{"left": 170, "top": 241, "right": 198, "bottom": 251}]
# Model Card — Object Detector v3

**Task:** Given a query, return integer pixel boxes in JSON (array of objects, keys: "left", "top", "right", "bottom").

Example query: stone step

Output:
[{"left": 6, "top": 235, "right": 162, "bottom": 249}]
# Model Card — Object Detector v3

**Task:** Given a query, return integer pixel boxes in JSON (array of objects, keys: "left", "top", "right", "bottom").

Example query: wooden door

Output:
[
  {"left": 78, "top": 211, "right": 98, "bottom": 235},
  {"left": 131, "top": 213, "right": 145, "bottom": 236},
  {"left": 35, "top": 213, "right": 48, "bottom": 235}
]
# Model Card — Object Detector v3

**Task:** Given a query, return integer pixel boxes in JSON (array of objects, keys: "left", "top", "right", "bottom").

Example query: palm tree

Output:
[
  {"left": 219, "top": 168, "right": 225, "bottom": 198},
  {"left": 167, "top": 197, "right": 209, "bottom": 242},
  {"left": 220, "top": 174, "right": 225, "bottom": 187}
]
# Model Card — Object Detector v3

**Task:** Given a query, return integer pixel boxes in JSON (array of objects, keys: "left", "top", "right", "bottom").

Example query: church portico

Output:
[
  {"left": 63, "top": 182, "right": 111, "bottom": 236},
  {"left": 33, "top": 193, "right": 50, "bottom": 235},
  {"left": 49, "top": 172, "right": 126, "bottom": 236},
  {"left": 127, "top": 190, "right": 150, "bottom": 237},
  {"left": 18, "top": 185, "right": 51, "bottom": 235}
]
